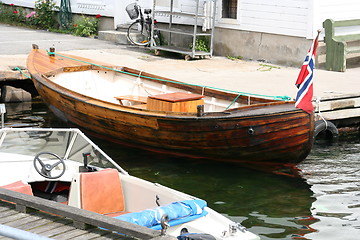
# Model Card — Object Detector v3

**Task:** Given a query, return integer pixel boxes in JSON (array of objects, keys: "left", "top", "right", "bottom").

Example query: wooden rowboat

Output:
[{"left": 27, "top": 45, "right": 314, "bottom": 169}]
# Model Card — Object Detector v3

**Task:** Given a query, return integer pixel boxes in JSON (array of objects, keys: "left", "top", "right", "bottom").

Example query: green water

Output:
[{"left": 3, "top": 100, "right": 360, "bottom": 240}]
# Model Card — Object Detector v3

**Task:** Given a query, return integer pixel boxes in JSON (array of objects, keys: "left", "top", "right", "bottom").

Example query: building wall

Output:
[
  {"left": 214, "top": 0, "right": 360, "bottom": 66},
  {"left": 154, "top": 0, "right": 210, "bottom": 26},
  {"left": 316, "top": 0, "right": 360, "bottom": 38},
  {"left": 317, "top": 0, "right": 360, "bottom": 21},
  {"left": 232, "top": 0, "right": 309, "bottom": 37},
  {"left": 213, "top": 28, "right": 312, "bottom": 66},
  {"left": 5, "top": 0, "right": 359, "bottom": 37}
]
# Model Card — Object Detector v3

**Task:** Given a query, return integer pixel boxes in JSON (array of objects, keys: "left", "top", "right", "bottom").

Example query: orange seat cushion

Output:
[
  {"left": 0, "top": 180, "right": 33, "bottom": 196},
  {"left": 80, "top": 169, "right": 125, "bottom": 215}
]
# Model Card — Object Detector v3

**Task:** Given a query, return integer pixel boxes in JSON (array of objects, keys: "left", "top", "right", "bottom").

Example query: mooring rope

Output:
[
  {"left": 14, "top": 67, "right": 31, "bottom": 79},
  {"left": 47, "top": 51, "right": 292, "bottom": 101},
  {"left": 315, "top": 97, "right": 328, "bottom": 129}
]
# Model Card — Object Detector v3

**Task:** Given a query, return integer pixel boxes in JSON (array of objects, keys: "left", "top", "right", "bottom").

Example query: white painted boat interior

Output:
[{"left": 49, "top": 69, "right": 247, "bottom": 112}]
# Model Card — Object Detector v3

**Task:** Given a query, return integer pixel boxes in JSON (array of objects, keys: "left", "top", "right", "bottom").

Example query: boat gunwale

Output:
[
  {"left": 36, "top": 63, "right": 303, "bottom": 117},
  {"left": 44, "top": 64, "right": 283, "bottom": 105},
  {"left": 35, "top": 69, "right": 305, "bottom": 121},
  {"left": 36, "top": 49, "right": 291, "bottom": 105},
  {"left": 27, "top": 49, "right": 309, "bottom": 122}
]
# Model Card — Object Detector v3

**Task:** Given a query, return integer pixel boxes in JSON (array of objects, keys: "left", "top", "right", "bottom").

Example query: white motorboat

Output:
[{"left": 0, "top": 126, "right": 259, "bottom": 240}]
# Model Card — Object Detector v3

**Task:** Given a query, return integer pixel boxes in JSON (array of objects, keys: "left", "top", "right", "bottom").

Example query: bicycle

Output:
[{"left": 126, "top": 2, "right": 161, "bottom": 47}]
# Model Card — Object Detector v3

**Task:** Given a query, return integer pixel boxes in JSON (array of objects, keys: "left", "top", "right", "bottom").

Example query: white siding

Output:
[
  {"left": 3, "top": 0, "right": 114, "bottom": 17},
  {"left": 237, "top": 0, "right": 309, "bottom": 37},
  {"left": 72, "top": 0, "right": 114, "bottom": 16},
  {"left": 318, "top": 0, "right": 360, "bottom": 21},
  {"left": 115, "top": 0, "right": 152, "bottom": 27},
  {"left": 1, "top": 0, "right": 35, "bottom": 8},
  {"left": 154, "top": 0, "right": 210, "bottom": 26},
  {"left": 217, "top": 0, "right": 360, "bottom": 39},
  {"left": 315, "top": 0, "right": 360, "bottom": 38}
]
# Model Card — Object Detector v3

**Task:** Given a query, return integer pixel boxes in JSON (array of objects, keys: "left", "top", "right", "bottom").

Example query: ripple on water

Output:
[{"left": 299, "top": 138, "right": 360, "bottom": 240}]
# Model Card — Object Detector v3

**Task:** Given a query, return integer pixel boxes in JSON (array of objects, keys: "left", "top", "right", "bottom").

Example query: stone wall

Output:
[{"left": 213, "top": 28, "right": 314, "bottom": 67}]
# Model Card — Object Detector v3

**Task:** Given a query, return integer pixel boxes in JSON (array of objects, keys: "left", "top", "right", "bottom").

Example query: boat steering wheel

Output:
[{"left": 33, "top": 152, "right": 66, "bottom": 179}]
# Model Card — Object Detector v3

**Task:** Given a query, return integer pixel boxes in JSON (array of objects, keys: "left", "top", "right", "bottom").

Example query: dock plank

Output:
[
  {"left": 51, "top": 229, "right": 89, "bottom": 239},
  {"left": 72, "top": 228, "right": 120, "bottom": 240},
  {"left": 0, "top": 209, "right": 18, "bottom": 219},
  {"left": 91, "top": 234, "right": 127, "bottom": 240},
  {"left": 0, "top": 211, "right": 27, "bottom": 224},
  {"left": 38, "top": 224, "right": 79, "bottom": 238},
  {"left": 72, "top": 227, "right": 132, "bottom": 240},
  {"left": 0, "top": 205, "right": 13, "bottom": 212},
  {"left": 17, "top": 211, "right": 66, "bottom": 231},
  {"left": 16, "top": 218, "right": 55, "bottom": 231},
  {"left": 29, "top": 219, "right": 73, "bottom": 234},
  {"left": 5, "top": 215, "right": 39, "bottom": 227}
]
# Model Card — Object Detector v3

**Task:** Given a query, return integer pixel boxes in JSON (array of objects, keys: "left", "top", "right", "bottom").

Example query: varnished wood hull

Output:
[{"left": 27, "top": 49, "right": 314, "bottom": 166}]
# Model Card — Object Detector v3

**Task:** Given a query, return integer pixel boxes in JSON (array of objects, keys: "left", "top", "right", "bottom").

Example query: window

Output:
[{"left": 222, "top": 0, "right": 237, "bottom": 19}]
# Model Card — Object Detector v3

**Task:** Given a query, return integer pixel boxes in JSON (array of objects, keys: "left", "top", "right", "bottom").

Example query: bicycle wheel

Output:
[{"left": 127, "top": 21, "right": 151, "bottom": 46}]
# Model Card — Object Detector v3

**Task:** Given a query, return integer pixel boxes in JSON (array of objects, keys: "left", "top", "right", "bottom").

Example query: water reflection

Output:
[
  {"left": 3, "top": 100, "right": 360, "bottom": 239},
  {"left": 298, "top": 137, "right": 360, "bottom": 240},
  {"left": 3, "top": 100, "right": 47, "bottom": 128},
  {"left": 95, "top": 144, "right": 316, "bottom": 240}
]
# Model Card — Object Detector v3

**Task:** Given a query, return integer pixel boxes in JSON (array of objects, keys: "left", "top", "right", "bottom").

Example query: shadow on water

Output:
[{"left": 9, "top": 100, "right": 360, "bottom": 239}]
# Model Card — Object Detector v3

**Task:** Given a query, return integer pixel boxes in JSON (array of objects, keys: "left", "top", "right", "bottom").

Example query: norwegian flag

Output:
[{"left": 295, "top": 32, "right": 320, "bottom": 114}]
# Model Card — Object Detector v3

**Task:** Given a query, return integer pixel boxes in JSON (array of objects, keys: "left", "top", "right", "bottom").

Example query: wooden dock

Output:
[
  {"left": 315, "top": 93, "right": 360, "bottom": 128},
  {"left": 0, "top": 67, "right": 35, "bottom": 102},
  {"left": 0, "top": 67, "right": 28, "bottom": 81},
  {"left": 0, "top": 189, "right": 174, "bottom": 240}
]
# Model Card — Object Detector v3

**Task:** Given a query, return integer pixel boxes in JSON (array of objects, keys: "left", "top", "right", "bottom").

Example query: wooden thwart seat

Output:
[
  {"left": 131, "top": 104, "right": 147, "bottom": 109},
  {"left": 115, "top": 95, "right": 147, "bottom": 105},
  {"left": 115, "top": 93, "right": 205, "bottom": 112}
]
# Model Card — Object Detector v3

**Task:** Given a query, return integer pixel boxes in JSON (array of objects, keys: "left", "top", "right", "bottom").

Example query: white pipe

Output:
[{"left": 0, "top": 224, "right": 53, "bottom": 240}]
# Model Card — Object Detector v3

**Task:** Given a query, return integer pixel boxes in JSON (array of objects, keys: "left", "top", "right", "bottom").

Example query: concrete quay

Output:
[{"left": 0, "top": 23, "right": 359, "bottom": 130}]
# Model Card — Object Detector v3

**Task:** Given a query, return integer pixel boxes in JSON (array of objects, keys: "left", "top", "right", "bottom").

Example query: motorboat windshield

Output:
[{"left": 0, "top": 128, "right": 127, "bottom": 174}]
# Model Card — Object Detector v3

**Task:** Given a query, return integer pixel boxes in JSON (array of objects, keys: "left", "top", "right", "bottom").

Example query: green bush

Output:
[
  {"left": 190, "top": 37, "right": 210, "bottom": 52},
  {"left": 0, "top": 3, "right": 26, "bottom": 24},
  {"left": 25, "top": 11, "right": 37, "bottom": 26},
  {"left": 0, "top": 1, "right": 101, "bottom": 37},
  {"left": 0, "top": 1, "right": 58, "bottom": 29},
  {"left": 34, "top": 0, "right": 59, "bottom": 29},
  {"left": 73, "top": 15, "right": 100, "bottom": 37}
]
